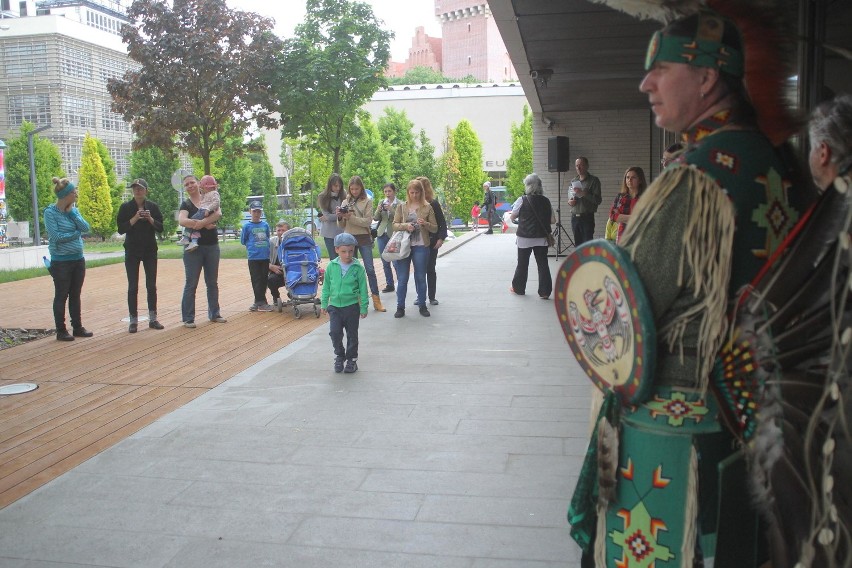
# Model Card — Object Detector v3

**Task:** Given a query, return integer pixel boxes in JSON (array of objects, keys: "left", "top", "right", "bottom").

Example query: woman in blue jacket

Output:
[{"left": 44, "top": 177, "right": 93, "bottom": 341}]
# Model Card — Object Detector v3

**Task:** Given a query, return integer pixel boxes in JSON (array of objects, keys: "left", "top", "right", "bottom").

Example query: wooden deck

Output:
[{"left": 0, "top": 259, "right": 327, "bottom": 509}]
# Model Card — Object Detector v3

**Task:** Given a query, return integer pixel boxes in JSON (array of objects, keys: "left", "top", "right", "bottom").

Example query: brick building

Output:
[{"left": 388, "top": 1, "right": 517, "bottom": 83}]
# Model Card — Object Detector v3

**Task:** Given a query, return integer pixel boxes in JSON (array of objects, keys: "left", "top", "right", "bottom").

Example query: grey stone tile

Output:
[
  {"left": 360, "top": 470, "right": 573, "bottom": 499},
  {"left": 170, "top": 480, "right": 424, "bottom": 520},
  {"left": 140, "top": 457, "right": 369, "bottom": 488},
  {"left": 0, "top": 520, "right": 188, "bottom": 567},
  {"left": 416, "top": 494, "right": 569, "bottom": 527},
  {"left": 456, "top": 418, "right": 574, "bottom": 437},
  {"left": 287, "top": 446, "right": 508, "bottom": 473},
  {"left": 164, "top": 539, "right": 474, "bottom": 568},
  {"left": 34, "top": 497, "right": 302, "bottom": 543},
  {"left": 354, "top": 431, "right": 565, "bottom": 455},
  {"left": 288, "top": 517, "right": 573, "bottom": 563}
]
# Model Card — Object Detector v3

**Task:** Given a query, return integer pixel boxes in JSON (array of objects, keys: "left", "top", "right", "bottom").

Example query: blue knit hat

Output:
[{"left": 334, "top": 233, "right": 357, "bottom": 247}]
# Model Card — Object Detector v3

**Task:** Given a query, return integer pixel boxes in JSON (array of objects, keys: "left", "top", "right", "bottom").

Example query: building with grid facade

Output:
[{"left": 0, "top": 0, "right": 135, "bottom": 181}]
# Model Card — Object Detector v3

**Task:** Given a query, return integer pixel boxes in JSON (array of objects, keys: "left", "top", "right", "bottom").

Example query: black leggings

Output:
[{"left": 50, "top": 258, "right": 86, "bottom": 331}]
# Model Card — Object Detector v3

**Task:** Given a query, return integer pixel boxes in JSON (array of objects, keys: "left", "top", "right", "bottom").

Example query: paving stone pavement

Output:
[{"left": 0, "top": 232, "right": 589, "bottom": 567}]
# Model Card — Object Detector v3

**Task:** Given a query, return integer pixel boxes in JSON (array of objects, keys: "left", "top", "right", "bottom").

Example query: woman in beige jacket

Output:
[
  {"left": 337, "top": 176, "right": 385, "bottom": 312},
  {"left": 391, "top": 179, "right": 437, "bottom": 318}
]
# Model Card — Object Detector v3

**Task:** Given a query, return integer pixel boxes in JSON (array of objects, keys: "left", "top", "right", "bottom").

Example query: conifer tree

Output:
[
  {"left": 505, "top": 106, "right": 533, "bottom": 201},
  {"left": 76, "top": 134, "right": 114, "bottom": 240},
  {"left": 451, "top": 120, "right": 484, "bottom": 221}
]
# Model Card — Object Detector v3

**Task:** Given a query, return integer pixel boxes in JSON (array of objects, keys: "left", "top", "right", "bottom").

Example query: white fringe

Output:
[
  {"left": 682, "top": 445, "right": 699, "bottom": 568},
  {"left": 621, "top": 165, "right": 736, "bottom": 393}
]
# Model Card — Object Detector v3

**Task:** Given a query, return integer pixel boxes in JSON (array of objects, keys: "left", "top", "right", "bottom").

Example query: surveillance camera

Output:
[{"left": 530, "top": 70, "right": 539, "bottom": 79}]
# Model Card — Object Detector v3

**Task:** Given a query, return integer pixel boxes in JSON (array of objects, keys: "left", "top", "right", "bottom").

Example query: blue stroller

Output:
[{"left": 277, "top": 228, "right": 322, "bottom": 319}]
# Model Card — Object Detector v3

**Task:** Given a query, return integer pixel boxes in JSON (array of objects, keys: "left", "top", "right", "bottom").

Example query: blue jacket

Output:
[{"left": 44, "top": 204, "right": 90, "bottom": 261}]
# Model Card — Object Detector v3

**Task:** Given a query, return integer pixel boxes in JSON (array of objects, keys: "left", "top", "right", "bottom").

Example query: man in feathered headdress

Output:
[{"left": 564, "top": 4, "right": 814, "bottom": 567}]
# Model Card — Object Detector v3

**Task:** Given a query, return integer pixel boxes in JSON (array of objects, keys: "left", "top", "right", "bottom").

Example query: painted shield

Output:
[{"left": 555, "top": 240, "right": 655, "bottom": 404}]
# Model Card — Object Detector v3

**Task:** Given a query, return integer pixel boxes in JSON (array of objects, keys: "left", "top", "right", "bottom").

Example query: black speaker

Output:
[{"left": 547, "top": 136, "right": 570, "bottom": 172}]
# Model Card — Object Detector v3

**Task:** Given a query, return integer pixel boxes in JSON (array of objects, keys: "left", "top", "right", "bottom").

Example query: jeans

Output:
[
  {"left": 328, "top": 303, "right": 361, "bottom": 361},
  {"left": 571, "top": 213, "right": 596, "bottom": 246},
  {"left": 324, "top": 237, "right": 338, "bottom": 261},
  {"left": 125, "top": 250, "right": 157, "bottom": 319},
  {"left": 394, "top": 245, "right": 428, "bottom": 308},
  {"left": 248, "top": 259, "right": 270, "bottom": 305},
  {"left": 512, "top": 246, "right": 552, "bottom": 297},
  {"left": 375, "top": 233, "right": 395, "bottom": 287},
  {"left": 357, "top": 243, "right": 379, "bottom": 295},
  {"left": 181, "top": 243, "right": 221, "bottom": 322},
  {"left": 50, "top": 258, "right": 86, "bottom": 331}
]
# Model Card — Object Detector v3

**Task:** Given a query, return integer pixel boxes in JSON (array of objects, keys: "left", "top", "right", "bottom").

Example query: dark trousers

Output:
[
  {"left": 328, "top": 303, "right": 360, "bottom": 361},
  {"left": 484, "top": 205, "right": 494, "bottom": 233},
  {"left": 512, "top": 246, "right": 552, "bottom": 297},
  {"left": 571, "top": 213, "right": 596, "bottom": 246},
  {"left": 125, "top": 250, "right": 157, "bottom": 318},
  {"left": 324, "top": 237, "right": 338, "bottom": 261},
  {"left": 426, "top": 241, "right": 439, "bottom": 301},
  {"left": 50, "top": 258, "right": 86, "bottom": 331},
  {"left": 248, "top": 259, "right": 270, "bottom": 305},
  {"left": 267, "top": 269, "right": 285, "bottom": 300}
]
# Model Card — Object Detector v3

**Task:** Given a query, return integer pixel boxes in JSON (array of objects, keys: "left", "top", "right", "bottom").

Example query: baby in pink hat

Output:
[{"left": 179, "top": 175, "right": 221, "bottom": 251}]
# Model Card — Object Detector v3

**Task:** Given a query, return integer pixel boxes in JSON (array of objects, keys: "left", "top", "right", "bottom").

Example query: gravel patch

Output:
[{"left": 1, "top": 328, "right": 54, "bottom": 350}]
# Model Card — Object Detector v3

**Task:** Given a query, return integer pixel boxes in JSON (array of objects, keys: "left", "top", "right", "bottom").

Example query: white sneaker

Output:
[
  {"left": 185, "top": 242, "right": 199, "bottom": 252},
  {"left": 183, "top": 321, "right": 196, "bottom": 328}
]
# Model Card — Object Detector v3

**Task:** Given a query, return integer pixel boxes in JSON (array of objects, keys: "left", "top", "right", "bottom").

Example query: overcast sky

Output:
[{"left": 225, "top": 0, "right": 442, "bottom": 62}]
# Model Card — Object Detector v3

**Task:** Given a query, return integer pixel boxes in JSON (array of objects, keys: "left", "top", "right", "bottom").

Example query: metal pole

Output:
[{"left": 28, "top": 124, "right": 51, "bottom": 246}]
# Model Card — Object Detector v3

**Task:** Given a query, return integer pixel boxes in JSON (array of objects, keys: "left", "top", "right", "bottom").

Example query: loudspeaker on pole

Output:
[{"left": 547, "top": 136, "right": 570, "bottom": 172}]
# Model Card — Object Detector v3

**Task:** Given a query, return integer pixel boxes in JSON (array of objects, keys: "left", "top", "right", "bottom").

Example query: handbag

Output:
[
  {"left": 524, "top": 196, "right": 555, "bottom": 247},
  {"left": 605, "top": 218, "right": 618, "bottom": 241},
  {"left": 381, "top": 230, "right": 411, "bottom": 261}
]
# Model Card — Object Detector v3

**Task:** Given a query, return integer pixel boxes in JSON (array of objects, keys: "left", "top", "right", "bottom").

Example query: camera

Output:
[{"left": 338, "top": 205, "right": 349, "bottom": 214}]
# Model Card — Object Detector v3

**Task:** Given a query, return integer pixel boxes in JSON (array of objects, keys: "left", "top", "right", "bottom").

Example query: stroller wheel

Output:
[
  {"left": 294, "top": 306, "right": 301, "bottom": 319},
  {"left": 275, "top": 298, "right": 283, "bottom": 313},
  {"left": 314, "top": 304, "right": 320, "bottom": 318}
]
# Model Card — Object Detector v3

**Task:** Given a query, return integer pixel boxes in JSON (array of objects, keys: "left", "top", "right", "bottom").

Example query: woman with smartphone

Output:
[{"left": 117, "top": 178, "right": 165, "bottom": 333}]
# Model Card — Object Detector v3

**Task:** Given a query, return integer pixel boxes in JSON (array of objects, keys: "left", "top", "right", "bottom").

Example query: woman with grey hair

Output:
[
  {"left": 809, "top": 94, "right": 852, "bottom": 191},
  {"left": 509, "top": 173, "right": 555, "bottom": 299}
]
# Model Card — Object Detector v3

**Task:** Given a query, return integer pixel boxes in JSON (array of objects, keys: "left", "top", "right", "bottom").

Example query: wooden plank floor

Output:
[{"left": 0, "top": 258, "right": 330, "bottom": 509}]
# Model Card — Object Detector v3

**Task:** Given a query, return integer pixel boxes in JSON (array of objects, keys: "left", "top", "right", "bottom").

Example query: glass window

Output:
[{"left": 9, "top": 94, "right": 51, "bottom": 126}]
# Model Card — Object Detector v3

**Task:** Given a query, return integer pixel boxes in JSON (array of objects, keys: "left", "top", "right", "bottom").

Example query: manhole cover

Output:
[{"left": 0, "top": 383, "right": 39, "bottom": 395}]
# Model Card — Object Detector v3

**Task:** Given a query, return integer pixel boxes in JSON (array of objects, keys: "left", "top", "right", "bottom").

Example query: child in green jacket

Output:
[{"left": 320, "top": 233, "right": 369, "bottom": 373}]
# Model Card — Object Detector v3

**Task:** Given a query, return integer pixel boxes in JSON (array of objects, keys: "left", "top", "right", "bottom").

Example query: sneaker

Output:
[
  {"left": 128, "top": 322, "right": 138, "bottom": 333},
  {"left": 56, "top": 330, "right": 74, "bottom": 341},
  {"left": 394, "top": 308, "right": 405, "bottom": 318},
  {"left": 429, "top": 299, "right": 439, "bottom": 305},
  {"left": 249, "top": 303, "right": 258, "bottom": 312},
  {"left": 256, "top": 304, "right": 273, "bottom": 312},
  {"left": 149, "top": 320, "right": 165, "bottom": 330},
  {"left": 185, "top": 242, "right": 199, "bottom": 252},
  {"left": 334, "top": 358, "right": 344, "bottom": 373},
  {"left": 210, "top": 316, "right": 228, "bottom": 323},
  {"left": 177, "top": 236, "right": 190, "bottom": 245},
  {"left": 343, "top": 359, "right": 358, "bottom": 373},
  {"left": 183, "top": 321, "right": 196, "bottom": 328},
  {"left": 419, "top": 306, "right": 431, "bottom": 317},
  {"left": 382, "top": 285, "right": 395, "bottom": 293},
  {"left": 72, "top": 327, "right": 93, "bottom": 338}
]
